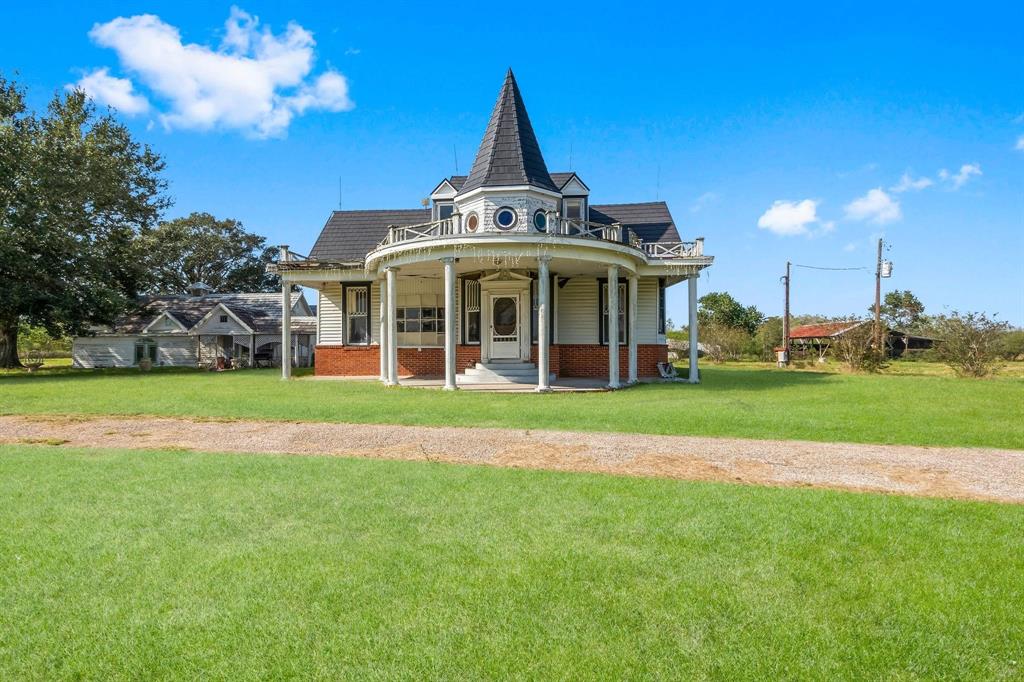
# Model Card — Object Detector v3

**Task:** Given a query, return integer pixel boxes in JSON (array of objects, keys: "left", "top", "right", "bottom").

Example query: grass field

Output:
[
  {"left": 1, "top": 363, "right": 1022, "bottom": 449},
  {"left": 1, "top": 444, "right": 1021, "bottom": 679}
]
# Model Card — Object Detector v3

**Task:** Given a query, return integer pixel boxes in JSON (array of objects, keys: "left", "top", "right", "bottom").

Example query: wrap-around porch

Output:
[{"left": 278, "top": 250, "right": 702, "bottom": 391}]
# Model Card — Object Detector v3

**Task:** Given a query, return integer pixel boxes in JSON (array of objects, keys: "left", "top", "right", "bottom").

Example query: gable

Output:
[
  {"left": 143, "top": 312, "right": 188, "bottom": 334},
  {"left": 191, "top": 304, "right": 254, "bottom": 335},
  {"left": 560, "top": 176, "right": 590, "bottom": 196}
]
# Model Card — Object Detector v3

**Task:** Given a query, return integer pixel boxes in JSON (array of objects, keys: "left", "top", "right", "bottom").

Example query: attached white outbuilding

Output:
[{"left": 72, "top": 292, "right": 316, "bottom": 369}]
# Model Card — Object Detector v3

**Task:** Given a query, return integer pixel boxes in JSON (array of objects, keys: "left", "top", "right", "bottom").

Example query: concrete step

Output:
[
  {"left": 476, "top": 361, "right": 536, "bottom": 371},
  {"left": 466, "top": 367, "right": 536, "bottom": 378},
  {"left": 458, "top": 372, "right": 556, "bottom": 385}
]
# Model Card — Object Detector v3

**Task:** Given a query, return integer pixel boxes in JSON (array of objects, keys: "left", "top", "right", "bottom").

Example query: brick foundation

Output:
[
  {"left": 558, "top": 344, "right": 667, "bottom": 379},
  {"left": 316, "top": 343, "right": 666, "bottom": 379}
]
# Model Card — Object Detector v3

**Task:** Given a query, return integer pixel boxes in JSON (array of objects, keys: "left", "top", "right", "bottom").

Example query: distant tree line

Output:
[
  {"left": 673, "top": 289, "right": 1020, "bottom": 378},
  {"left": 0, "top": 75, "right": 282, "bottom": 367}
]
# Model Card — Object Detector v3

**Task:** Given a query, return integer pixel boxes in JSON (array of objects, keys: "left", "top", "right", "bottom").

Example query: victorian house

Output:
[{"left": 273, "top": 70, "right": 713, "bottom": 389}]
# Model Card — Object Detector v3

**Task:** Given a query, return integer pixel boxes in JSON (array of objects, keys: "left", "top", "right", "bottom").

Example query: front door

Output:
[{"left": 489, "top": 294, "right": 520, "bottom": 359}]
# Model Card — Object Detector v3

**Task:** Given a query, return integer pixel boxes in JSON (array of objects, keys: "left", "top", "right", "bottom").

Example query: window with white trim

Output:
[
  {"left": 435, "top": 202, "right": 454, "bottom": 221},
  {"left": 600, "top": 281, "right": 627, "bottom": 345},
  {"left": 464, "top": 279, "right": 481, "bottom": 344},
  {"left": 658, "top": 278, "right": 666, "bottom": 335},
  {"left": 134, "top": 338, "right": 157, "bottom": 364},
  {"left": 562, "top": 198, "right": 584, "bottom": 220},
  {"left": 345, "top": 285, "right": 370, "bottom": 345}
]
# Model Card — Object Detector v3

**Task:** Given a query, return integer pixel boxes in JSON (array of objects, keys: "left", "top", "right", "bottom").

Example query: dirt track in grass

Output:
[{"left": 2, "top": 414, "right": 1022, "bottom": 503}]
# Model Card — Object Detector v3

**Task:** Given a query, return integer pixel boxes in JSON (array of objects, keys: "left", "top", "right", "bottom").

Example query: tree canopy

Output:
[
  {"left": 697, "top": 292, "right": 765, "bottom": 335},
  {"left": 0, "top": 76, "right": 168, "bottom": 367},
  {"left": 872, "top": 290, "right": 925, "bottom": 330},
  {"left": 140, "top": 212, "right": 280, "bottom": 295}
]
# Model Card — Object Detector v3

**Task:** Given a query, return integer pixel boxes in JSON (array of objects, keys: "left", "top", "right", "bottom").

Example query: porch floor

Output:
[{"left": 303, "top": 375, "right": 645, "bottom": 392}]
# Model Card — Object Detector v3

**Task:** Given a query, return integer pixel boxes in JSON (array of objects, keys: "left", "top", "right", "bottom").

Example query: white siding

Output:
[
  {"left": 370, "top": 281, "right": 380, "bottom": 345},
  {"left": 557, "top": 277, "right": 599, "bottom": 344},
  {"left": 637, "top": 277, "right": 662, "bottom": 344},
  {"left": 72, "top": 337, "right": 136, "bottom": 368},
  {"left": 191, "top": 307, "right": 252, "bottom": 335},
  {"left": 318, "top": 283, "right": 344, "bottom": 344},
  {"left": 157, "top": 337, "right": 197, "bottom": 367}
]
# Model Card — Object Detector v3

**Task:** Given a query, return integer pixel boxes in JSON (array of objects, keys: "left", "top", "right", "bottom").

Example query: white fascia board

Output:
[
  {"left": 191, "top": 303, "right": 255, "bottom": 334},
  {"left": 455, "top": 185, "right": 562, "bottom": 203},
  {"left": 141, "top": 311, "right": 189, "bottom": 334}
]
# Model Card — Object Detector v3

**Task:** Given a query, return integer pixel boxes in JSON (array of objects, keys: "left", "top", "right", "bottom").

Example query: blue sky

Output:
[{"left": 5, "top": 1, "right": 1023, "bottom": 325}]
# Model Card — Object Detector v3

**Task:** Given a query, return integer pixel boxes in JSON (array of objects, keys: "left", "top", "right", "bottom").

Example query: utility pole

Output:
[
  {"left": 873, "top": 238, "right": 883, "bottom": 349},
  {"left": 782, "top": 261, "right": 791, "bottom": 365}
]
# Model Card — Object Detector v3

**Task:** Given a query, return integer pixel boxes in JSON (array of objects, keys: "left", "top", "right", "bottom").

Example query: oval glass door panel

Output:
[{"left": 492, "top": 297, "right": 517, "bottom": 336}]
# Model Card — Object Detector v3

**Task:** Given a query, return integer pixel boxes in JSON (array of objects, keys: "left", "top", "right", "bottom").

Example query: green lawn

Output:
[
  {"left": 1, "top": 364, "right": 1022, "bottom": 449},
  {"left": 1, "top": 444, "right": 1021, "bottom": 679}
]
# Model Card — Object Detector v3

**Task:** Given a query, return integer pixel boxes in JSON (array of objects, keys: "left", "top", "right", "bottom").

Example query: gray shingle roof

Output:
[
  {"left": 458, "top": 70, "right": 557, "bottom": 194},
  {"left": 446, "top": 172, "right": 583, "bottom": 193},
  {"left": 308, "top": 209, "right": 431, "bottom": 262},
  {"left": 109, "top": 292, "right": 309, "bottom": 335},
  {"left": 307, "top": 202, "right": 682, "bottom": 262},
  {"left": 589, "top": 202, "right": 682, "bottom": 243}
]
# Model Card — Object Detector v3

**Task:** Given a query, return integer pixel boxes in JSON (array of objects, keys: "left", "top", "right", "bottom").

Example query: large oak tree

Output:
[
  {"left": 0, "top": 77, "right": 168, "bottom": 367},
  {"left": 140, "top": 212, "right": 280, "bottom": 295}
]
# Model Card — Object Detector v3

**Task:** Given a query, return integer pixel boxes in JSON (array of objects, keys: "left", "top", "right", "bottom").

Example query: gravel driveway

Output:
[{"left": 2, "top": 415, "right": 1022, "bottom": 503}]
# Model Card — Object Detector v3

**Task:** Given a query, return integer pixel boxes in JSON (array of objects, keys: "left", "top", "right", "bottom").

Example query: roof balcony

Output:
[{"left": 373, "top": 213, "right": 706, "bottom": 262}]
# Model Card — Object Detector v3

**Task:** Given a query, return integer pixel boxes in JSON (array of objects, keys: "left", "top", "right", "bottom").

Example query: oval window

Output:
[
  {"left": 466, "top": 213, "right": 479, "bottom": 232},
  {"left": 494, "top": 207, "right": 517, "bottom": 230},
  {"left": 533, "top": 210, "right": 548, "bottom": 232},
  {"left": 492, "top": 297, "right": 517, "bottom": 336}
]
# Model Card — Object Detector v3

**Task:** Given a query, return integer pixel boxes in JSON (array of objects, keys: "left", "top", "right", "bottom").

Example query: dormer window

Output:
[
  {"left": 435, "top": 202, "right": 454, "bottom": 221},
  {"left": 563, "top": 198, "right": 584, "bottom": 221}
]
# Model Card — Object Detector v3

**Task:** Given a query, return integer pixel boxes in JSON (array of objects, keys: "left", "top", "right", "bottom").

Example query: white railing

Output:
[
  {"left": 551, "top": 217, "right": 625, "bottom": 242},
  {"left": 380, "top": 218, "right": 457, "bottom": 247},
  {"left": 371, "top": 214, "right": 705, "bottom": 260},
  {"left": 643, "top": 238, "right": 704, "bottom": 258}
]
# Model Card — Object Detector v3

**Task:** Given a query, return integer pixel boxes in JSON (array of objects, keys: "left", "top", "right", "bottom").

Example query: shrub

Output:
[
  {"left": 702, "top": 323, "right": 753, "bottom": 362},
  {"left": 933, "top": 312, "right": 1010, "bottom": 377},
  {"left": 831, "top": 321, "right": 887, "bottom": 373},
  {"left": 998, "top": 329, "right": 1024, "bottom": 361}
]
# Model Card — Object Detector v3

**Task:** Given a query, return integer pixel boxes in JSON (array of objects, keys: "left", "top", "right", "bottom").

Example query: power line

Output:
[{"left": 790, "top": 261, "right": 864, "bottom": 270}]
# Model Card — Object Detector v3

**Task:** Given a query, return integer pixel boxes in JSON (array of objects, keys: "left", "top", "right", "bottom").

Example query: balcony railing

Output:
[{"left": 374, "top": 214, "right": 704, "bottom": 260}]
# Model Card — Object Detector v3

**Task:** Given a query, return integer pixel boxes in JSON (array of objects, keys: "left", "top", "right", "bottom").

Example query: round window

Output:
[
  {"left": 466, "top": 213, "right": 479, "bottom": 232},
  {"left": 494, "top": 207, "right": 517, "bottom": 230},
  {"left": 533, "top": 210, "right": 548, "bottom": 232}
]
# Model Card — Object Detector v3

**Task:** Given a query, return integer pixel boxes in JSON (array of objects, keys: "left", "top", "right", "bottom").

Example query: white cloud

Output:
[
  {"left": 843, "top": 242, "right": 857, "bottom": 252},
  {"left": 890, "top": 172, "right": 933, "bottom": 193},
  {"left": 938, "top": 163, "right": 982, "bottom": 189},
  {"left": 844, "top": 188, "right": 901, "bottom": 224},
  {"left": 81, "top": 7, "right": 353, "bottom": 138},
  {"left": 757, "top": 199, "right": 823, "bottom": 236},
  {"left": 690, "top": 191, "right": 719, "bottom": 213},
  {"left": 1015, "top": 135, "right": 1024, "bottom": 151},
  {"left": 70, "top": 67, "right": 149, "bottom": 115}
]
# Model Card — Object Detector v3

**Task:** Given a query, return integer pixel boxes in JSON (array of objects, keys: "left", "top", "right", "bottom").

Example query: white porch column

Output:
[
  {"left": 385, "top": 266, "right": 398, "bottom": 385},
  {"left": 443, "top": 257, "right": 457, "bottom": 390},
  {"left": 628, "top": 274, "right": 638, "bottom": 384},
  {"left": 536, "top": 256, "right": 551, "bottom": 392},
  {"left": 378, "top": 276, "right": 388, "bottom": 382},
  {"left": 688, "top": 274, "right": 699, "bottom": 384},
  {"left": 279, "top": 245, "right": 292, "bottom": 380},
  {"left": 607, "top": 264, "right": 620, "bottom": 389}
]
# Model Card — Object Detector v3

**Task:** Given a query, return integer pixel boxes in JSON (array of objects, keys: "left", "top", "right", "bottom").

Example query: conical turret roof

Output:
[{"left": 459, "top": 69, "right": 557, "bottom": 194}]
